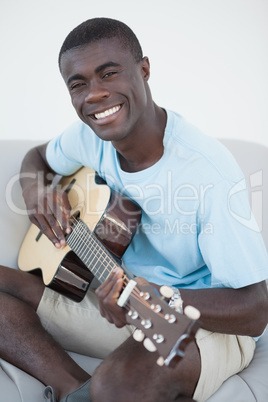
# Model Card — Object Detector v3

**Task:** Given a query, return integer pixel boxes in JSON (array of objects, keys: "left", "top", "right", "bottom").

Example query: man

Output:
[{"left": 0, "top": 17, "right": 268, "bottom": 402}]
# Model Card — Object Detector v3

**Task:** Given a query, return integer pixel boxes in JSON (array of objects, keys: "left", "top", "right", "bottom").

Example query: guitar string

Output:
[
  {"left": 69, "top": 217, "right": 118, "bottom": 279},
  {"left": 69, "top": 217, "right": 129, "bottom": 285},
  {"left": 67, "top": 216, "right": 172, "bottom": 320}
]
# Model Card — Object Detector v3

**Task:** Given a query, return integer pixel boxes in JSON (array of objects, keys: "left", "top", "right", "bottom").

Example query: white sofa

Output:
[{"left": 0, "top": 139, "right": 267, "bottom": 401}]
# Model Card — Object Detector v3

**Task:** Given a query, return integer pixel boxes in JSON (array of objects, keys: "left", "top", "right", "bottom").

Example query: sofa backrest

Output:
[
  {"left": 220, "top": 139, "right": 268, "bottom": 252},
  {"left": 0, "top": 140, "right": 43, "bottom": 268}
]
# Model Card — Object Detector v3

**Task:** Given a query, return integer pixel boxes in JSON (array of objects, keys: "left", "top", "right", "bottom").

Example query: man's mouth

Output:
[{"left": 94, "top": 105, "right": 121, "bottom": 120}]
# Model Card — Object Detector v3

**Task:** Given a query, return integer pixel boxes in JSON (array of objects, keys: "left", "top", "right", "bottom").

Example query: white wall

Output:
[{"left": 1, "top": 0, "right": 268, "bottom": 146}]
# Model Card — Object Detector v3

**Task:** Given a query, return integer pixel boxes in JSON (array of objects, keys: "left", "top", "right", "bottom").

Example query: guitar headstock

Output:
[{"left": 121, "top": 278, "right": 201, "bottom": 368}]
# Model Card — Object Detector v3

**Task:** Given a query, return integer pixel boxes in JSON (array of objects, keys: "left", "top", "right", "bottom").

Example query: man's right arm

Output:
[{"left": 20, "top": 143, "right": 71, "bottom": 248}]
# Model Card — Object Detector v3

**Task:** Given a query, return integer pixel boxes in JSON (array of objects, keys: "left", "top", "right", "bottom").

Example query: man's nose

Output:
[{"left": 84, "top": 82, "right": 110, "bottom": 103}]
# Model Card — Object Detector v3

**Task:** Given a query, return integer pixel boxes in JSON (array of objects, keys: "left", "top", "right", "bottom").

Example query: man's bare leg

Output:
[
  {"left": 90, "top": 323, "right": 201, "bottom": 401},
  {"left": 0, "top": 265, "right": 90, "bottom": 401}
]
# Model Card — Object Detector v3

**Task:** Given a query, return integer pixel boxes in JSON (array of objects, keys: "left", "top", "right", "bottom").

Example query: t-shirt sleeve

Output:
[
  {"left": 46, "top": 121, "right": 100, "bottom": 176},
  {"left": 198, "top": 178, "right": 268, "bottom": 288},
  {"left": 46, "top": 121, "right": 84, "bottom": 175}
]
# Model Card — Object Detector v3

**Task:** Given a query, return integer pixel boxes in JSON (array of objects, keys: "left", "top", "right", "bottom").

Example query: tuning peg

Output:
[
  {"left": 128, "top": 310, "right": 139, "bottom": 320},
  {"left": 150, "top": 304, "right": 162, "bottom": 313},
  {"left": 159, "top": 285, "right": 174, "bottom": 299},
  {"left": 141, "top": 319, "right": 152, "bottom": 329},
  {"left": 156, "top": 356, "right": 165, "bottom": 367},
  {"left": 164, "top": 313, "right": 176, "bottom": 323},
  {"left": 153, "top": 334, "right": 164, "bottom": 343},
  {"left": 133, "top": 329, "right": 145, "bottom": 342},
  {"left": 140, "top": 291, "right": 150, "bottom": 300},
  {"left": 143, "top": 338, "right": 157, "bottom": 352},
  {"left": 184, "top": 305, "right": 201, "bottom": 320}
]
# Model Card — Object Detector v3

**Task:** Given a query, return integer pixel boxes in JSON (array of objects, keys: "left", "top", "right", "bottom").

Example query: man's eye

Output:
[
  {"left": 70, "top": 82, "right": 85, "bottom": 90},
  {"left": 103, "top": 71, "right": 117, "bottom": 79}
]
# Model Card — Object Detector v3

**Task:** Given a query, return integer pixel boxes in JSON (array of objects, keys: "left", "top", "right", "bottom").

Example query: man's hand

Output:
[
  {"left": 20, "top": 143, "right": 72, "bottom": 248},
  {"left": 23, "top": 182, "right": 71, "bottom": 248},
  {"left": 95, "top": 267, "right": 128, "bottom": 328}
]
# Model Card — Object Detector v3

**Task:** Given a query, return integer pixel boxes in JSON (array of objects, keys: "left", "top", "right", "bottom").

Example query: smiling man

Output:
[
  {"left": 0, "top": 17, "right": 268, "bottom": 402},
  {"left": 59, "top": 35, "right": 166, "bottom": 173}
]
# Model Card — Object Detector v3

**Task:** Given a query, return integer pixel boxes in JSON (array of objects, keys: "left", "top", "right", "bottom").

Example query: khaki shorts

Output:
[
  {"left": 193, "top": 329, "right": 255, "bottom": 401},
  {"left": 37, "top": 287, "right": 256, "bottom": 401},
  {"left": 37, "top": 287, "right": 134, "bottom": 359}
]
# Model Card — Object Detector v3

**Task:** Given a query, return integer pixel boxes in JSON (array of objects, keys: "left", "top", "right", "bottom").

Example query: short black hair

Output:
[{"left": 58, "top": 17, "right": 143, "bottom": 68}]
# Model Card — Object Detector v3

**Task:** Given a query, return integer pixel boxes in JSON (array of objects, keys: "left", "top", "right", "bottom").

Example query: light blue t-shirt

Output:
[{"left": 46, "top": 110, "right": 268, "bottom": 289}]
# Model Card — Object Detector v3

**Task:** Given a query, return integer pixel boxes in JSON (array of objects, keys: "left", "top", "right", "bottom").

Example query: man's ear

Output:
[{"left": 141, "top": 56, "right": 150, "bottom": 81}]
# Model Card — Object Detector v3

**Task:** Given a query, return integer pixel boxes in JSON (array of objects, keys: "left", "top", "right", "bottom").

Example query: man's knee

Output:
[
  {"left": 90, "top": 358, "right": 193, "bottom": 402},
  {"left": 90, "top": 350, "right": 131, "bottom": 402},
  {"left": 0, "top": 265, "right": 44, "bottom": 310},
  {"left": 90, "top": 337, "right": 200, "bottom": 402}
]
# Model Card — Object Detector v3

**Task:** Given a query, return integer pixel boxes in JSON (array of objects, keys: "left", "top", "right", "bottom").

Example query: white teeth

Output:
[{"left": 95, "top": 105, "right": 120, "bottom": 120}]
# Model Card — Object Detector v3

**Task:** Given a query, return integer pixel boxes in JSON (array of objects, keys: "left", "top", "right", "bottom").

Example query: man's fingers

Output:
[
  {"left": 33, "top": 213, "right": 66, "bottom": 248},
  {"left": 96, "top": 268, "right": 127, "bottom": 327},
  {"left": 30, "top": 190, "right": 72, "bottom": 247},
  {"left": 46, "top": 192, "right": 71, "bottom": 235},
  {"left": 51, "top": 192, "right": 72, "bottom": 234},
  {"left": 96, "top": 268, "right": 124, "bottom": 299}
]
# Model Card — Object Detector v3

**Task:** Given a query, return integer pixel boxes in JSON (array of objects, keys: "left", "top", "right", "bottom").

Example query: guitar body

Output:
[{"left": 18, "top": 167, "right": 142, "bottom": 302}]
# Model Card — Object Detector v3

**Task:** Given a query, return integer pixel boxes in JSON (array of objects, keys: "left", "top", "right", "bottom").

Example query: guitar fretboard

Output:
[{"left": 66, "top": 218, "right": 118, "bottom": 283}]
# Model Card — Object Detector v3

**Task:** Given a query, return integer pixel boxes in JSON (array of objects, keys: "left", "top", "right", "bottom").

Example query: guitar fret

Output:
[
  {"left": 66, "top": 218, "right": 118, "bottom": 283},
  {"left": 92, "top": 253, "right": 116, "bottom": 281}
]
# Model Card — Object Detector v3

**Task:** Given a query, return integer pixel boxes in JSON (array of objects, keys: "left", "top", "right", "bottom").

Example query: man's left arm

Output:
[
  {"left": 96, "top": 268, "right": 268, "bottom": 337},
  {"left": 179, "top": 280, "right": 268, "bottom": 337}
]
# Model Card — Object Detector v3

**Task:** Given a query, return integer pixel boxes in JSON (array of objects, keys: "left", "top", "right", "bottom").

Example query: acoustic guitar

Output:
[{"left": 18, "top": 167, "right": 200, "bottom": 367}]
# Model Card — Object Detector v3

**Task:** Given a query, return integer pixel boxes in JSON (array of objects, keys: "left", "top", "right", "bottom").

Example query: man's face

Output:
[{"left": 60, "top": 38, "right": 150, "bottom": 143}]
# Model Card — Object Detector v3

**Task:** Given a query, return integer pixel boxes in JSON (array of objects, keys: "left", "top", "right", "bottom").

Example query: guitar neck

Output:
[{"left": 66, "top": 217, "right": 118, "bottom": 284}]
